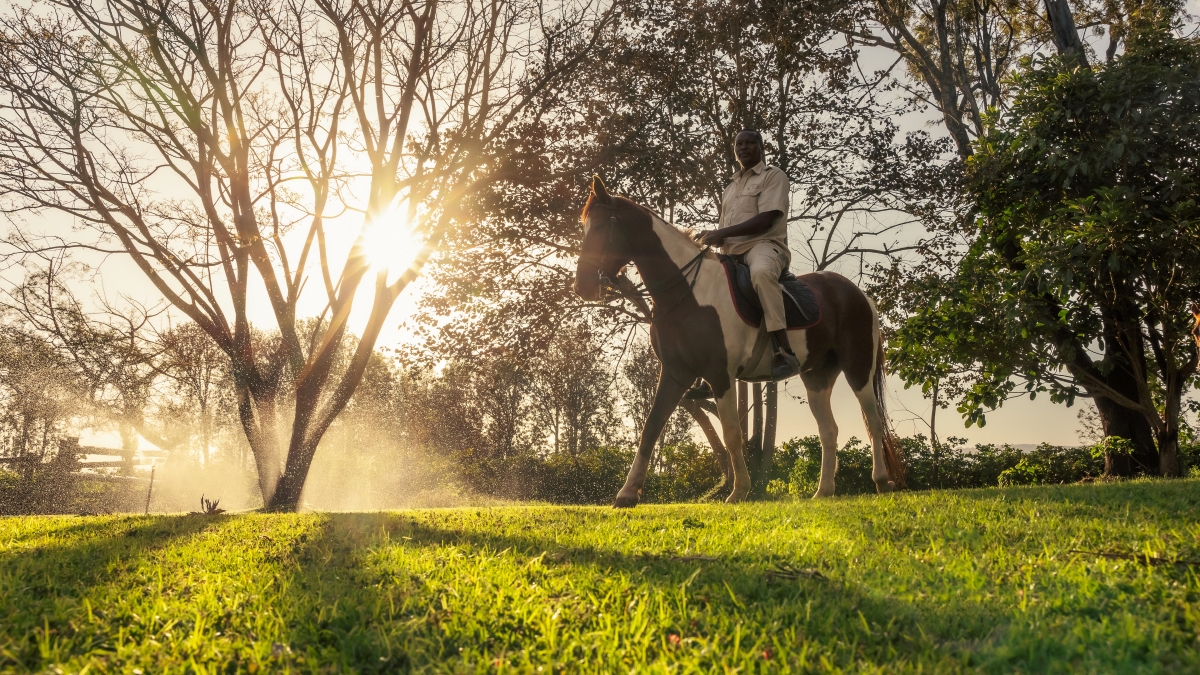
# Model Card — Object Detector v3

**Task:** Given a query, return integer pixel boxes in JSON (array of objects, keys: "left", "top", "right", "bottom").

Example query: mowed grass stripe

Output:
[{"left": 2, "top": 479, "right": 1199, "bottom": 673}]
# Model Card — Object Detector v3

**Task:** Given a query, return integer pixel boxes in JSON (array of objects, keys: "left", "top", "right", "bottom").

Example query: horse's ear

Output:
[{"left": 591, "top": 174, "right": 610, "bottom": 202}]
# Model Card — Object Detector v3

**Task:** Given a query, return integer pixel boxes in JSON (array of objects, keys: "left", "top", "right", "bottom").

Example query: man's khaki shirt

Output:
[{"left": 718, "top": 161, "right": 790, "bottom": 256}]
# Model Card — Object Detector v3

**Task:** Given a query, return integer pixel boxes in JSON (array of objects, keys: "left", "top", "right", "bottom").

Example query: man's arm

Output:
[
  {"left": 697, "top": 168, "right": 789, "bottom": 247},
  {"left": 695, "top": 211, "right": 782, "bottom": 247}
]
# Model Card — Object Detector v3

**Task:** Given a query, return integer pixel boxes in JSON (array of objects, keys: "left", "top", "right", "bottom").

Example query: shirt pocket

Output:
[
  {"left": 740, "top": 179, "right": 764, "bottom": 196},
  {"left": 739, "top": 180, "right": 763, "bottom": 211}
]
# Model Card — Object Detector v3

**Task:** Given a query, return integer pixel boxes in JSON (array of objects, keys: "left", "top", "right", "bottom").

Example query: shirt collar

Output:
[{"left": 733, "top": 161, "right": 766, "bottom": 180}]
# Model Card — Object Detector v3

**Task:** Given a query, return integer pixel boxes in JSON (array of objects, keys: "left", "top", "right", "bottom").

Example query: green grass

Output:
[{"left": 3, "top": 480, "right": 1200, "bottom": 673}]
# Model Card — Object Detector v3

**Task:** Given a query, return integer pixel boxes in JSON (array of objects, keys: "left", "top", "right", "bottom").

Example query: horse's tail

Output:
[{"left": 874, "top": 330, "right": 908, "bottom": 490}]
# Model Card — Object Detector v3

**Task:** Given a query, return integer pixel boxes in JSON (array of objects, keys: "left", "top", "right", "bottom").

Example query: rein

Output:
[
  {"left": 640, "top": 245, "right": 710, "bottom": 319},
  {"left": 592, "top": 206, "right": 710, "bottom": 319}
]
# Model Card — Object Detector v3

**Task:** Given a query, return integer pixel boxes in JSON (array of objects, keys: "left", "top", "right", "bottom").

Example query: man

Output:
[{"left": 696, "top": 129, "right": 800, "bottom": 382}]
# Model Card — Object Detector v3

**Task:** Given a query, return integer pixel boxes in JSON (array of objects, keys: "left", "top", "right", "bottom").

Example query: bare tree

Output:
[
  {"left": 157, "top": 321, "right": 236, "bottom": 464},
  {"left": 0, "top": 0, "right": 613, "bottom": 509},
  {"left": 1, "top": 257, "right": 168, "bottom": 465}
]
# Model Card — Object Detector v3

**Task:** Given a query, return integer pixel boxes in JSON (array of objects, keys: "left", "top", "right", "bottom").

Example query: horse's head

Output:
[{"left": 574, "top": 175, "right": 635, "bottom": 301}]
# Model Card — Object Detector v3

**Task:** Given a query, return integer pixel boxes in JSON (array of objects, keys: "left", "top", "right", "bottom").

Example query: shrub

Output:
[
  {"left": 453, "top": 441, "right": 724, "bottom": 505},
  {"left": 643, "top": 441, "right": 725, "bottom": 503},
  {"left": 771, "top": 435, "right": 1105, "bottom": 498}
]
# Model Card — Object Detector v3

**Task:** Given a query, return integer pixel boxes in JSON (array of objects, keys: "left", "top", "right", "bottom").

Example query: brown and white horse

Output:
[{"left": 574, "top": 177, "right": 904, "bottom": 506}]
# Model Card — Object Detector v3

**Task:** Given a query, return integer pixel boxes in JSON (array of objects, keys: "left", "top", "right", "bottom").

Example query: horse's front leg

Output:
[
  {"left": 613, "top": 373, "right": 691, "bottom": 508},
  {"left": 714, "top": 383, "right": 752, "bottom": 503}
]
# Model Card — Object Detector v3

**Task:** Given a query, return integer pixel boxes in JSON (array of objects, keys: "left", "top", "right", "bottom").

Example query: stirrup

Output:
[{"left": 771, "top": 349, "right": 801, "bottom": 381}]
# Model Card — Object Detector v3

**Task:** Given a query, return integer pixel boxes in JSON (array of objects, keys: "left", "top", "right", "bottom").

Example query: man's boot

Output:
[{"left": 770, "top": 329, "right": 801, "bottom": 381}]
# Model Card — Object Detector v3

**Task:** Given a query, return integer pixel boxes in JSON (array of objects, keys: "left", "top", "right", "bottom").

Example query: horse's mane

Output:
[{"left": 581, "top": 193, "right": 701, "bottom": 250}]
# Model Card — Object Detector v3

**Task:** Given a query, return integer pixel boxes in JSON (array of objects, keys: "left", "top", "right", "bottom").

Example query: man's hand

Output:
[
  {"left": 695, "top": 211, "right": 781, "bottom": 248},
  {"left": 695, "top": 229, "right": 725, "bottom": 247}
]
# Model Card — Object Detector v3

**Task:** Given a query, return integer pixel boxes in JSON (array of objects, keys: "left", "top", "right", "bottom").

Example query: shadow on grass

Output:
[
  {"left": 270, "top": 511, "right": 970, "bottom": 672},
  {"left": 273, "top": 482, "right": 1200, "bottom": 671},
  {"left": 0, "top": 515, "right": 222, "bottom": 671}
]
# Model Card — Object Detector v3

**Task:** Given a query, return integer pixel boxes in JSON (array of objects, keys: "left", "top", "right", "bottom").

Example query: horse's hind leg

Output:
[
  {"left": 804, "top": 374, "right": 839, "bottom": 498},
  {"left": 614, "top": 373, "right": 690, "bottom": 508},
  {"left": 854, "top": 382, "right": 896, "bottom": 493},
  {"left": 714, "top": 384, "right": 751, "bottom": 503}
]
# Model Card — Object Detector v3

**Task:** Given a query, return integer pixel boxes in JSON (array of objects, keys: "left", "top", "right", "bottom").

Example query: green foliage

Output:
[
  {"left": 455, "top": 442, "right": 723, "bottom": 505},
  {"left": 1090, "top": 436, "right": 1136, "bottom": 460},
  {"left": 770, "top": 436, "right": 880, "bottom": 498},
  {"left": 886, "top": 18, "right": 1200, "bottom": 451},
  {"left": 4, "top": 481, "right": 1200, "bottom": 672},
  {"left": 644, "top": 442, "right": 726, "bottom": 503},
  {"left": 772, "top": 435, "right": 1105, "bottom": 497},
  {"left": 995, "top": 445, "right": 1102, "bottom": 487}
]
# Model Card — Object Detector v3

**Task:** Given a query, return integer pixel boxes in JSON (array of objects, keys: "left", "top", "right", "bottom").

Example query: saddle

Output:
[{"left": 718, "top": 254, "right": 821, "bottom": 330}]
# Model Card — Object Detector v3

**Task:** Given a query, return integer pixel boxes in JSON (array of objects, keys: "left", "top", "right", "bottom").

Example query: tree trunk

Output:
[
  {"left": 1088, "top": 306, "right": 1159, "bottom": 475},
  {"left": 237, "top": 384, "right": 284, "bottom": 506},
  {"left": 753, "top": 383, "right": 764, "bottom": 442},
  {"left": 268, "top": 437, "right": 320, "bottom": 512},
  {"left": 1044, "top": 0, "right": 1088, "bottom": 68},
  {"left": 119, "top": 421, "right": 138, "bottom": 476},
  {"left": 1090, "top": 331, "right": 1160, "bottom": 476},
  {"left": 738, "top": 381, "right": 749, "bottom": 440},
  {"left": 681, "top": 399, "right": 731, "bottom": 483},
  {"left": 1157, "top": 425, "right": 1182, "bottom": 478},
  {"left": 1095, "top": 395, "right": 1159, "bottom": 475},
  {"left": 762, "top": 382, "right": 778, "bottom": 485},
  {"left": 743, "top": 383, "right": 772, "bottom": 492},
  {"left": 930, "top": 382, "right": 940, "bottom": 488}
]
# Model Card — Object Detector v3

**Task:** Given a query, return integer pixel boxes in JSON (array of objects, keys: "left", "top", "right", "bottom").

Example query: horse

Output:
[{"left": 573, "top": 176, "right": 905, "bottom": 507}]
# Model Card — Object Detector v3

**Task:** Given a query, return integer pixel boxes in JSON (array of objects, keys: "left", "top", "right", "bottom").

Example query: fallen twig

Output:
[
  {"left": 765, "top": 562, "right": 826, "bottom": 582},
  {"left": 1070, "top": 549, "right": 1200, "bottom": 567}
]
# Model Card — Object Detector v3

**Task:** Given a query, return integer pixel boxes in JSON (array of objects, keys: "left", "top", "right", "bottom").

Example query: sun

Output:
[{"left": 360, "top": 205, "right": 421, "bottom": 274}]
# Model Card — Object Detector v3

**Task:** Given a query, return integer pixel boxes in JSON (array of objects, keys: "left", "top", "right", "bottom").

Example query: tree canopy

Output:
[{"left": 888, "top": 16, "right": 1200, "bottom": 475}]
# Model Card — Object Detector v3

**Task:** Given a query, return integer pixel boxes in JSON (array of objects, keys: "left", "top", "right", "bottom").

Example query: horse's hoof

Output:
[
  {"left": 724, "top": 487, "right": 749, "bottom": 504},
  {"left": 875, "top": 480, "right": 896, "bottom": 494},
  {"left": 613, "top": 494, "right": 639, "bottom": 508},
  {"left": 812, "top": 489, "right": 835, "bottom": 499}
]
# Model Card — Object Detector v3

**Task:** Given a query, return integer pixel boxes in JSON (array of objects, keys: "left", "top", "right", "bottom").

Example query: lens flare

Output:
[{"left": 361, "top": 205, "right": 421, "bottom": 274}]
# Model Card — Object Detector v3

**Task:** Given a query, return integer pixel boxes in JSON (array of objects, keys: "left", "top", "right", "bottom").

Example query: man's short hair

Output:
[{"left": 735, "top": 129, "right": 763, "bottom": 148}]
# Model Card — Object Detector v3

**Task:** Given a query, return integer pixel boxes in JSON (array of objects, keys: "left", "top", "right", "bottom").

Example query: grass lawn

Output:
[{"left": 2, "top": 480, "right": 1200, "bottom": 673}]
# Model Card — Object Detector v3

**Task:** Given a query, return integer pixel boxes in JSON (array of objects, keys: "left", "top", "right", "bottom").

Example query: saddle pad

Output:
[{"left": 718, "top": 254, "right": 822, "bottom": 330}]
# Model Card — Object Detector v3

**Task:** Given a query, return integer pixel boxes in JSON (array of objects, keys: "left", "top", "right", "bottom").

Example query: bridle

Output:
[
  {"left": 583, "top": 204, "right": 630, "bottom": 302},
  {"left": 584, "top": 203, "right": 710, "bottom": 319}
]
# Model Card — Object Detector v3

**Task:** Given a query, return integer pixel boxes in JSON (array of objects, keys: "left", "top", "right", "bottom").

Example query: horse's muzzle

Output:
[
  {"left": 574, "top": 267, "right": 610, "bottom": 301},
  {"left": 573, "top": 274, "right": 597, "bottom": 300}
]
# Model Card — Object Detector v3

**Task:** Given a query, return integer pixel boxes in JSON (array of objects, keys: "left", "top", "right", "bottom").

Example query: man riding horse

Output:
[
  {"left": 574, "top": 130, "right": 905, "bottom": 505},
  {"left": 688, "top": 130, "right": 800, "bottom": 400}
]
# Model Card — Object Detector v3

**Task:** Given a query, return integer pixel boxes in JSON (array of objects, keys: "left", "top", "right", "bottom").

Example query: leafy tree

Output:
[
  {"left": 864, "top": 0, "right": 1189, "bottom": 457},
  {"left": 854, "top": 0, "right": 1169, "bottom": 159},
  {"left": 0, "top": 326, "right": 80, "bottom": 466},
  {"left": 529, "top": 325, "right": 621, "bottom": 457},
  {"left": 889, "top": 17, "right": 1200, "bottom": 475}
]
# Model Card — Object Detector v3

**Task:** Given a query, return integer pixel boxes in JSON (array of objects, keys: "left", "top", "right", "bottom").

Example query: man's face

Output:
[{"left": 734, "top": 132, "right": 762, "bottom": 169}]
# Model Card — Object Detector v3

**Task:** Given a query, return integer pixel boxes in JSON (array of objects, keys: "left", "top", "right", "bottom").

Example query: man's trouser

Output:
[{"left": 743, "top": 240, "right": 791, "bottom": 333}]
